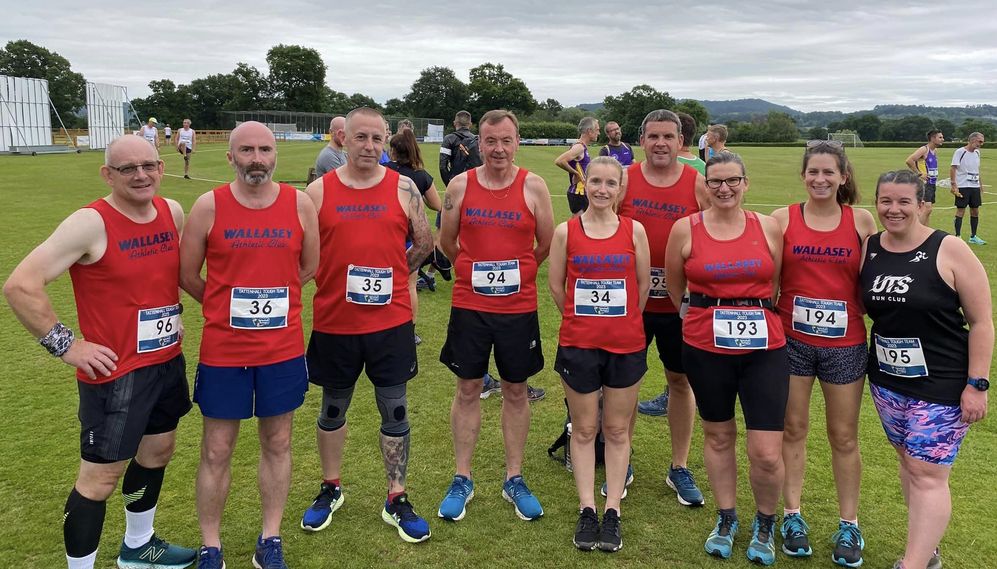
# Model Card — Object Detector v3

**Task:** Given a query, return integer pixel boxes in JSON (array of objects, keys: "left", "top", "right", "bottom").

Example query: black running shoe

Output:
[
  {"left": 573, "top": 507, "right": 599, "bottom": 551},
  {"left": 598, "top": 508, "right": 622, "bottom": 552}
]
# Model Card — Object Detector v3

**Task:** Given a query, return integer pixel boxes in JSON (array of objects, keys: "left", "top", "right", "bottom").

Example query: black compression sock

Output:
[
  {"left": 121, "top": 460, "right": 166, "bottom": 513},
  {"left": 64, "top": 487, "right": 106, "bottom": 557}
]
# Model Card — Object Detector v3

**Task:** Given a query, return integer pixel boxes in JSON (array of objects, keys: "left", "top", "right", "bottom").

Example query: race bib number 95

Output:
[
  {"left": 230, "top": 287, "right": 289, "bottom": 329},
  {"left": 137, "top": 304, "right": 181, "bottom": 353}
]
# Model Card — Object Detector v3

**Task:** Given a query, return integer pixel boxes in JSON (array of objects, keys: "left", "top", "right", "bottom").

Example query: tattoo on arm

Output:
[
  {"left": 403, "top": 179, "right": 434, "bottom": 273},
  {"left": 444, "top": 195, "right": 454, "bottom": 210},
  {"left": 380, "top": 432, "right": 410, "bottom": 490}
]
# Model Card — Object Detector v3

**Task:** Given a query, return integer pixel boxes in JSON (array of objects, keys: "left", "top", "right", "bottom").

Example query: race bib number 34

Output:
[
  {"left": 230, "top": 287, "right": 289, "bottom": 329},
  {"left": 137, "top": 304, "right": 181, "bottom": 353},
  {"left": 346, "top": 265, "right": 393, "bottom": 305},
  {"left": 874, "top": 335, "right": 928, "bottom": 378},
  {"left": 574, "top": 279, "right": 627, "bottom": 317},
  {"left": 713, "top": 309, "right": 768, "bottom": 350},
  {"left": 472, "top": 260, "right": 521, "bottom": 296},
  {"left": 648, "top": 267, "right": 668, "bottom": 298},
  {"left": 792, "top": 296, "right": 847, "bottom": 338}
]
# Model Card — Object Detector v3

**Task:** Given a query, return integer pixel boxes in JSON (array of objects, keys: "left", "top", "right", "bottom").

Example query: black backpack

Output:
[
  {"left": 450, "top": 132, "right": 482, "bottom": 176},
  {"left": 548, "top": 398, "right": 605, "bottom": 470}
]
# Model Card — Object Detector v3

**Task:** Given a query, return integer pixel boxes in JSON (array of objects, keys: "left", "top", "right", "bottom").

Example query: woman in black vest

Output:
[{"left": 860, "top": 170, "right": 992, "bottom": 569}]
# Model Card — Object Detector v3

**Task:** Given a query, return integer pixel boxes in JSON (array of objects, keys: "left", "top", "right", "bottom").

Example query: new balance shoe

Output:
[
  {"left": 600, "top": 463, "right": 634, "bottom": 499},
  {"left": 637, "top": 389, "right": 669, "bottom": 416},
  {"left": 598, "top": 508, "right": 623, "bottom": 552},
  {"left": 502, "top": 475, "right": 544, "bottom": 520},
  {"left": 831, "top": 521, "right": 864, "bottom": 567},
  {"left": 705, "top": 511, "right": 739, "bottom": 559},
  {"left": 746, "top": 514, "right": 777, "bottom": 566},
  {"left": 527, "top": 384, "right": 546, "bottom": 402},
  {"left": 968, "top": 235, "right": 987, "bottom": 245},
  {"left": 300, "top": 482, "right": 344, "bottom": 531},
  {"left": 480, "top": 373, "right": 502, "bottom": 399},
  {"left": 438, "top": 474, "right": 475, "bottom": 521},
  {"left": 252, "top": 536, "right": 287, "bottom": 569},
  {"left": 117, "top": 534, "right": 197, "bottom": 569},
  {"left": 195, "top": 546, "right": 224, "bottom": 569},
  {"left": 382, "top": 493, "right": 431, "bottom": 543},
  {"left": 573, "top": 507, "right": 600, "bottom": 551},
  {"left": 781, "top": 512, "right": 813, "bottom": 557},
  {"left": 666, "top": 465, "right": 704, "bottom": 506}
]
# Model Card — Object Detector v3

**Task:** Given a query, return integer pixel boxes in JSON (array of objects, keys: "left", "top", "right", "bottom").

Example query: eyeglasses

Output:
[
  {"left": 806, "top": 139, "right": 844, "bottom": 149},
  {"left": 705, "top": 176, "right": 745, "bottom": 189},
  {"left": 107, "top": 161, "right": 161, "bottom": 176}
]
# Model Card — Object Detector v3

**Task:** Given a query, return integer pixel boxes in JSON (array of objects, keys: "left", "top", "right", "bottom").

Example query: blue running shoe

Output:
[
  {"left": 600, "top": 463, "right": 635, "bottom": 499},
  {"left": 382, "top": 493, "right": 431, "bottom": 543},
  {"left": 637, "top": 389, "right": 669, "bottom": 416},
  {"left": 705, "top": 511, "right": 739, "bottom": 559},
  {"left": 252, "top": 536, "right": 287, "bottom": 569},
  {"left": 781, "top": 512, "right": 813, "bottom": 557},
  {"left": 831, "top": 521, "right": 864, "bottom": 567},
  {"left": 968, "top": 235, "right": 987, "bottom": 245},
  {"left": 116, "top": 533, "right": 197, "bottom": 569},
  {"left": 527, "top": 384, "right": 546, "bottom": 403},
  {"left": 195, "top": 546, "right": 224, "bottom": 569},
  {"left": 300, "top": 482, "right": 344, "bottom": 531},
  {"left": 747, "top": 515, "right": 777, "bottom": 566},
  {"left": 438, "top": 474, "right": 475, "bottom": 521},
  {"left": 502, "top": 475, "right": 544, "bottom": 520},
  {"left": 666, "top": 465, "right": 704, "bottom": 507},
  {"left": 480, "top": 373, "right": 502, "bottom": 399}
]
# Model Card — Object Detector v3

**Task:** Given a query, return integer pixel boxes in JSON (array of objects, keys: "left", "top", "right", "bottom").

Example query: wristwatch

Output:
[{"left": 967, "top": 377, "right": 990, "bottom": 391}]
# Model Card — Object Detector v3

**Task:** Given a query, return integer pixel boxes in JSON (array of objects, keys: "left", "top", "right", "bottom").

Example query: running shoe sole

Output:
[
  {"left": 380, "top": 509, "right": 431, "bottom": 543},
  {"left": 501, "top": 489, "right": 543, "bottom": 521},
  {"left": 300, "top": 493, "right": 344, "bottom": 532}
]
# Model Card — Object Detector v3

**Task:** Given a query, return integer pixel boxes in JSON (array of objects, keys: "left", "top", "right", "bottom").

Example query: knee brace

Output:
[
  {"left": 374, "top": 383, "right": 410, "bottom": 437},
  {"left": 318, "top": 386, "right": 355, "bottom": 432}
]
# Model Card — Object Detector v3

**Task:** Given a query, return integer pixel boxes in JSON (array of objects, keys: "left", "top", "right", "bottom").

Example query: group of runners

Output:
[{"left": 3, "top": 106, "right": 992, "bottom": 569}]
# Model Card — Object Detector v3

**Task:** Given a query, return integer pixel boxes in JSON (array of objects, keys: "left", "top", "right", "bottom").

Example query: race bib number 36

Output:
[
  {"left": 713, "top": 309, "right": 768, "bottom": 350},
  {"left": 472, "top": 260, "right": 521, "bottom": 296},
  {"left": 648, "top": 267, "right": 668, "bottom": 298},
  {"left": 574, "top": 279, "right": 627, "bottom": 317},
  {"left": 230, "top": 287, "right": 289, "bottom": 329},
  {"left": 792, "top": 296, "right": 847, "bottom": 338},
  {"left": 346, "top": 265, "right": 393, "bottom": 305},
  {"left": 874, "top": 335, "right": 928, "bottom": 378},
  {"left": 137, "top": 304, "right": 181, "bottom": 353}
]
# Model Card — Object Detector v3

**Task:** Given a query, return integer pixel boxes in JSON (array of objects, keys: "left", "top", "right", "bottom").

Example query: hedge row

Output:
[{"left": 518, "top": 121, "right": 578, "bottom": 139}]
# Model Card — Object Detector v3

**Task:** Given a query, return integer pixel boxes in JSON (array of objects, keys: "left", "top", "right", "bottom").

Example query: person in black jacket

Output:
[{"left": 439, "top": 111, "right": 481, "bottom": 187}]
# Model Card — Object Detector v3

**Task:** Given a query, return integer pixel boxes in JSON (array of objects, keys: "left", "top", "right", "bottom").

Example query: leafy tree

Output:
[
  {"left": 674, "top": 99, "right": 710, "bottom": 136},
  {"left": 129, "top": 79, "right": 189, "bottom": 127},
  {"left": 402, "top": 66, "right": 469, "bottom": 121},
  {"left": 467, "top": 63, "right": 536, "bottom": 119},
  {"left": 0, "top": 39, "right": 86, "bottom": 127},
  {"left": 808, "top": 126, "right": 828, "bottom": 140},
  {"left": 228, "top": 63, "right": 268, "bottom": 110},
  {"left": 384, "top": 98, "right": 408, "bottom": 115},
  {"left": 933, "top": 119, "right": 956, "bottom": 140},
  {"left": 957, "top": 118, "right": 996, "bottom": 141},
  {"left": 541, "top": 98, "right": 563, "bottom": 115},
  {"left": 266, "top": 44, "right": 326, "bottom": 112},
  {"left": 602, "top": 84, "right": 677, "bottom": 143},
  {"left": 347, "top": 93, "right": 381, "bottom": 111},
  {"left": 764, "top": 111, "right": 801, "bottom": 142},
  {"left": 844, "top": 113, "right": 882, "bottom": 141}
]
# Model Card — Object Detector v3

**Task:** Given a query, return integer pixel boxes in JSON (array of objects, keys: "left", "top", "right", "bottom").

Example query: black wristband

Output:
[{"left": 39, "top": 321, "right": 75, "bottom": 357}]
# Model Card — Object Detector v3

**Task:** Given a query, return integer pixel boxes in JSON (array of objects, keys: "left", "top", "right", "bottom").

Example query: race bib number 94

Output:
[
  {"left": 137, "top": 304, "right": 181, "bottom": 353},
  {"left": 874, "top": 335, "right": 928, "bottom": 378},
  {"left": 792, "top": 296, "right": 847, "bottom": 338},
  {"left": 648, "top": 267, "right": 668, "bottom": 298},
  {"left": 472, "top": 260, "right": 521, "bottom": 296},
  {"left": 713, "top": 309, "right": 769, "bottom": 350},
  {"left": 230, "top": 287, "right": 289, "bottom": 329},
  {"left": 346, "top": 265, "right": 393, "bottom": 305},
  {"left": 574, "top": 279, "right": 627, "bottom": 317}
]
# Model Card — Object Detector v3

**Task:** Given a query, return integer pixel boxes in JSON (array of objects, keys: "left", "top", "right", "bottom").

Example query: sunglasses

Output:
[{"left": 806, "top": 139, "right": 844, "bottom": 149}]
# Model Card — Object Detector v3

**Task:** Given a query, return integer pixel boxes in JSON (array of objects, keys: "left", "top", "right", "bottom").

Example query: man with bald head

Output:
[
  {"left": 180, "top": 121, "right": 319, "bottom": 569},
  {"left": 315, "top": 116, "right": 347, "bottom": 176},
  {"left": 5, "top": 135, "right": 196, "bottom": 569}
]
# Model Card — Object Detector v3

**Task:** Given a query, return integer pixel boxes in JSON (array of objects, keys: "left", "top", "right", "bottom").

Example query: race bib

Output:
[
  {"left": 713, "top": 309, "right": 768, "bottom": 350},
  {"left": 574, "top": 279, "right": 627, "bottom": 317},
  {"left": 874, "top": 335, "right": 928, "bottom": 378},
  {"left": 230, "top": 287, "right": 289, "bottom": 329},
  {"left": 136, "top": 304, "right": 180, "bottom": 353},
  {"left": 346, "top": 265, "right": 393, "bottom": 305},
  {"left": 792, "top": 296, "right": 847, "bottom": 338},
  {"left": 967, "top": 172, "right": 980, "bottom": 184},
  {"left": 649, "top": 267, "right": 668, "bottom": 298},
  {"left": 927, "top": 168, "right": 938, "bottom": 178},
  {"left": 472, "top": 260, "right": 521, "bottom": 296}
]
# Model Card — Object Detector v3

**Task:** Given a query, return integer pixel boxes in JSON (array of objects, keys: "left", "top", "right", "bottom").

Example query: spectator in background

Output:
[
  {"left": 676, "top": 112, "right": 707, "bottom": 175},
  {"left": 315, "top": 116, "right": 347, "bottom": 177},
  {"left": 599, "top": 121, "right": 634, "bottom": 166}
]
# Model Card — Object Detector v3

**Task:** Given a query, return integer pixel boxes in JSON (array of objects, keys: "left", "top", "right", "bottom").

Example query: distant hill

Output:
[
  {"left": 576, "top": 102, "right": 603, "bottom": 111},
  {"left": 700, "top": 98, "right": 801, "bottom": 121}
]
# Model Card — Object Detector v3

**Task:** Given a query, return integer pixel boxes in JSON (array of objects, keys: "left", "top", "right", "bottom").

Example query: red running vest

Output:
[
  {"left": 199, "top": 184, "right": 304, "bottom": 366},
  {"left": 618, "top": 163, "right": 700, "bottom": 313},
  {"left": 312, "top": 169, "right": 412, "bottom": 335},
  {"left": 451, "top": 167, "right": 538, "bottom": 314},
  {"left": 69, "top": 197, "right": 182, "bottom": 384},
  {"left": 558, "top": 216, "right": 645, "bottom": 353},
  {"left": 682, "top": 211, "right": 785, "bottom": 354},
  {"left": 777, "top": 203, "right": 866, "bottom": 347}
]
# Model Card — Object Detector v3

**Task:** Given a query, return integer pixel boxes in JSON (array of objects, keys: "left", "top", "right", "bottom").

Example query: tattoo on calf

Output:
[{"left": 381, "top": 432, "right": 410, "bottom": 489}]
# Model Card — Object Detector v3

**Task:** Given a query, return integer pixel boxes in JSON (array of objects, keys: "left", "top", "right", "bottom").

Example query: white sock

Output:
[
  {"left": 123, "top": 506, "right": 156, "bottom": 548},
  {"left": 66, "top": 550, "right": 97, "bottom": 569}
]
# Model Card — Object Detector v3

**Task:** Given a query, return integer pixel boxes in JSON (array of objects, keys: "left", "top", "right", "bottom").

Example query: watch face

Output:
[{"left": 970, "top": 378, "right": 990, "bottom": 391}]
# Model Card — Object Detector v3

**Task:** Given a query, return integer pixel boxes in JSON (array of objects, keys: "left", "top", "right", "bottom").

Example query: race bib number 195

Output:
[
  {"left": 874, "top": 335, "right": 928, "bottom": 378},
  {"left": 648, "top": 267, "right": 668, "bottom": 298},
  {"left": 230, "top": 287, "right": 289, "bottom": 329},
  {"left": 137, "top": 304, "right": 181, "bottom": 353}
]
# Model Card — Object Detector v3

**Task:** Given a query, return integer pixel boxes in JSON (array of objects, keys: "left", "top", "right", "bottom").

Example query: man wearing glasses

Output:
[{"left": 4, "top": 135, "right": 196, "bottom": 569}]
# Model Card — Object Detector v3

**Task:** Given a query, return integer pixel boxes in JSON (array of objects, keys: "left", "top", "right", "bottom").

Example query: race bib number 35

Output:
[
  {"left": 792, "top": 296, "right": 847, "bottom": 338},
  {"left": 230, "top": 287, "right": 289, "bottom": 329},
  {"left": 346, "top": 265, "right": 393, "bottom": 305},
  {"left": 649, "top": 267, "right": 668, "bottom": 298},
  {"left": 574, "top": 279, "right": 627, "bottom": 317},
  {"left": 472, "top": 260, "right": 521, "bottom": 296},
  {"left": 137, "top": 304, "right": 181, "bottom": 353},
  {"left": 874, "top": 335, "right": 928, "bottom": 378},
  {"left": 713, "top": 309, "right": 768, "bottom": 350}
]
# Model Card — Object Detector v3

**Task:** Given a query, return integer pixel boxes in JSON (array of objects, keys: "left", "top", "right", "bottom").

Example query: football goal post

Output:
[{"left": 828, "top": 131, "right": 863, "bottom": 147}]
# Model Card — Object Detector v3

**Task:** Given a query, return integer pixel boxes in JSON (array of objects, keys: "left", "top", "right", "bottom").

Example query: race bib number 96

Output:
[
  {"left": 346, "top": 265, "right": 393, "bottom": 305},
  {"left": 648, "top": 267, "right": 668, "bottom": 298},
  {"left": 137, "top": 304, "right": 181, "bottom": 353},
  {"left": 713, "top": 309, "right": 768, "bottom": 350},
  {"left": 472, "top": 260, "right": 521, "bottom": 296},
  {"left": 874, "top": 335, "right": 928, "bottom": 378},
  {"left": 574, "top": 279, "right": 627, "bottom": 317},
  {"left": 792, "top": 296, "right": 847, "bottom": 338},
  {"left": 230, "top": 287, "right": 289, "bottom": 329}
]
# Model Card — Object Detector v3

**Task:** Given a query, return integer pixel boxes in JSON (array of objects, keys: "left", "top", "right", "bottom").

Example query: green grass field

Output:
[{"left": 0, "top": 142, "right": 994, "bottom": 568}]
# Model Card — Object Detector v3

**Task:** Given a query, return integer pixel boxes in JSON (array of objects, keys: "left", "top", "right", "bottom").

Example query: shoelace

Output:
[
  {"left": 507, "top": 478, "right": 532, "bottom": 499},
  {"left": 784, "top": 515, "right": 808, "bottom": 538},
  {"left": 756, "top": 518, "right": 775, "bottom": 543},
  {"left": 448, "top": 478, "right": 471, "bottom": 499},
  {"left": 716, "top": 513, "right": 737, "bottom": 537},
  {"left": 261, "top": 539, "right": 284, "bottom": 567},
  {"left": 672, "top": 467, "right": 696, "bottom": 489},
  {"left": 652, "top": 392, "right": 669, "bottom": 405},
  {"left": 393, "top": 498, "right": 420, "bottom": 522},
  {"left": 834, "top": 523, "right": 861, "bottom": 547},
  {"left": 602, "top": 511, "right": 620, "bottom": 534},
  {"left": 578, "top": 510, "right": 599, "bottom": 533},
  {"left": 313, "top": 485, "right": 337, "bottom": 509}
]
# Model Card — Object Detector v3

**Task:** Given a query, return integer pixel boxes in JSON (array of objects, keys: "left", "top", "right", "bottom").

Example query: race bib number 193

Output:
[
  {"left": 713, "top": 309, "right": 768, "bottom": 350},
  {"left": 230, "top": 287, "right": 289, "bottom": 329}
]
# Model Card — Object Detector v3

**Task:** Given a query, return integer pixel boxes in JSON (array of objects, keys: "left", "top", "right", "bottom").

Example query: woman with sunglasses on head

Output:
[
  {"left": 771, "top": 141, "right": 877, "bottom": 566},
  {"left": 861, "top": 171, "right": 991, "bottom": 569},
  {"left": 549, "top": 156, "right": 650, "bottom": 553},
  {"left": 665, "top": 151, "right": 787, "bottom": 565}
]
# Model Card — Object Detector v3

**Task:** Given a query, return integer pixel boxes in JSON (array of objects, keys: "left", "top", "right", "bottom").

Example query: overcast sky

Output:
[{"left": 4, "top": 1, "right": 995, "bottom": 113}]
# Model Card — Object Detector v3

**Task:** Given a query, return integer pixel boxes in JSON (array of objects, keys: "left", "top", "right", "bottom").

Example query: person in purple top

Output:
[
  {"left": 599, "top": 121, "right": 634, "bottom": 167},
  {"left": 555, "top": 117, "right": 600, "bottom": 215},
  {"left": 905, "top": 129, "right": 944, "bottom": 225}
]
